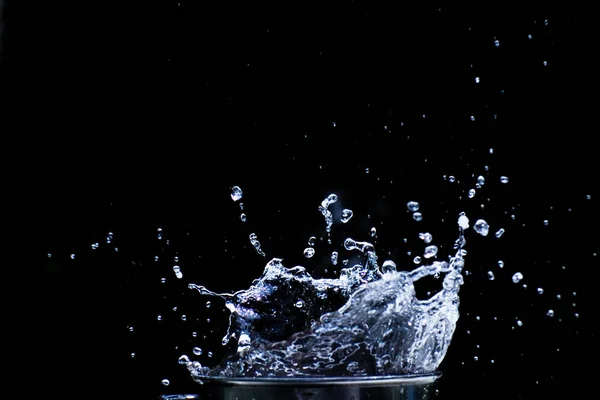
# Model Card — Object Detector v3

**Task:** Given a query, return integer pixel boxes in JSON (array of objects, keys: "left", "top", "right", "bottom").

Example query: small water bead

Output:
[
  {"left": 537, "top": 288, "right": 544, "bottom": 294},
  {"left": 424, "top": 245, "right": 438, "bottom": 259},
  {"left": 475, "top": 76, "right": 480, "bottom": 84},
  {"left": 474, "top": 219, "right": 490, "bottom": 236},
  {"left": 381, "top": 260, "right": 397, "bottom": 273},
  {"left": 494, "top": 39, "right": 500, "bottom": 47},
  {"left": 477, "top": 175, "right": 485, "bottom": 186},
  {"left": 458, "top": 213, "right": 470, "bottom": 229},
  {"left": 240, "top": 213, "right": 247, "bottom": 222},
  {"left": 341, "top": 209, "right": 354, "bottom": 223},
  {"left": 500, "top": 176, "right": 509, "bottom": 184},
  {"left": 155, "top": 256, "right": 159, "bottom": 262},
  {"left": 181, "top": 315, "right": 187, "bottom": 321},
  {"left": 512, "top": 272, "right": 524, "bottom": 283},
  {"left": 231, "top": 186, "right": 243, "bottom": 202},
  {"left": 413, "top": 212, "right": 423, "bottom": 221},
  {"left": 91, "top": 242, "right": 99, "bottom": 250},
  {"left": 516, "top": 320, "right": 524, "bottom": 327},
  {"left": 546, "top": 309, "right": 555, "bottom": 317},
  {"left": 586, "top": 194, "right": 591, "bottom": 200},
  {"left": 206, "top": 301, "right": 211, "bottom": 308},
  {"left": 161, "top": 277, "right": 166, "bottom": 283},
  {"left": 488, "top": 271, "right": 495, "bottom": 280},
  {"left": 70, "top": 253, "right": 76, "bottom": 260},
  {"left": 178, "top": 355, "right": 190, "bottom": 365},
  {"left": 448, "top": 175, "right": 456, "bottom": 183},
  {"left": 173, "top": 266, "right": 183, "bottom": 279},
  {"left": 193, "top": 347, "right": 203, "bottom": 356},
  {"left": 468, "top": 189, "right": 476, "bottom": 198},
  {"left": 413, "top": 256, "right": 422, "bottom": 264},
  {"left": 419, "top": 232, "right": 433, "bottom": 244},
  {"left": 474, "top": 356, "right": 479, "bottom": 361},
  {"left": 308, "top": 236, "right": 316, "bottom": 246},
  {"left": 331, "top": 251, "right": 338, "bottom": 265},
  {"left": 407, "top": 201, "right": 420, "bottom": 212},
  {"left": 239, "top": 202, "right": 244, "bottom": 210},
  {"left": 157, "top": 315, "right": 162, "bottom": 321},
  {"left": 295, "top": 300, "right": 304, "bottom": 308},
  {"left": 370, "top": 227, "right": 377, "bottom": 237},
  {"left": 303, "top": 247, "right": 315, "bottom": 258},
  {"left": 543, "top": 220, "right": 549, "bottom": 226},
  {"left": 161, "top": 379, "right": 170, "bottom": 386},
  {"left": 495, "top": 228, "right": 505, "bottom": 238},
  {"left": 207, "top": 352, "right": 213, "bottom": 358},
  {"left": 47, "top": 253, "right": 52, "bottom": 258}
]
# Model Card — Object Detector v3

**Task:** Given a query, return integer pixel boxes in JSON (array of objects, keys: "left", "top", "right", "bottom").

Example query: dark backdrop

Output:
[{"left": 2, "top": 2, "right": 595, "bottom": 399}]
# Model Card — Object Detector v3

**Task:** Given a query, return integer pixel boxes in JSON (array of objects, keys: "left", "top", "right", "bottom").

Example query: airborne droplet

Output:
[
  {"left": 474, "top": 219, "right": 490, "bottom": 236},
  {"left": 231, "top": 186, "right": 243, "bottom": 202}
]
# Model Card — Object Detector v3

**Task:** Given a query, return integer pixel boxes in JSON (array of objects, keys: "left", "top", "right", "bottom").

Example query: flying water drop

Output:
[
  {"left": 249, "top": 233, "right": 266, "bottom": 257},
  {"left": 424, "top": 245, "right": 438, "bottom": 259},
  {"left": 407, "top": 201, "right": 420, "bottom": 212},
  {"left": 231, "top": 186, "right": 243, "bottom": 202},
  {"left": 341, "top": 209, "right": 354, "bottom": 223},
  {"left": 512, "top": 272, "right": 523, "bottom": 283},
  {"left": 474, "top": 219, "right": 490, "bottom": 236},
  {"left": 304, "top": 247, "right": 315, "bottom": 258}
]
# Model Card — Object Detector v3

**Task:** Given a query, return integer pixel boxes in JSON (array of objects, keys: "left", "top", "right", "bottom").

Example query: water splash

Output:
[{"left": 184, "top": 194, "right": 469, "bottom": 381}]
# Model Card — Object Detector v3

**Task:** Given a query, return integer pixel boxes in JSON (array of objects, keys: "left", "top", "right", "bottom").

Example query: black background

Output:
[{"left": 2, "top": 1, "right": 596, "bottom": 399}]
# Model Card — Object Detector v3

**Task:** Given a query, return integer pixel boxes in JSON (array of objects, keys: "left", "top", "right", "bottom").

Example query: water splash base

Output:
[{"left": 160, "top": 373, "right": 440, "bottom": 400}]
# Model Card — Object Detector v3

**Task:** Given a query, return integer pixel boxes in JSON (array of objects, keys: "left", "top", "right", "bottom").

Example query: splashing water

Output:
[{"left": 183, "top": 192, "right": 470, "bottom": 382}]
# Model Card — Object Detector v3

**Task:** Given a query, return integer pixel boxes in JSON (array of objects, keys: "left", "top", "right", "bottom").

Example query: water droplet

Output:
[
  {"left": 206, "top": 301, "right": 211, "bottom": 308},
  {"left": 179, "top": 355, "right": 190, "bottom": 364},
  {"left": 413, "top": 256, "right": 422, "bottom": 264},
  {"left": 155, "top": 256, "right": 159, "bottom": 262},
  {"left": 341, "top": 209, "right": 354, "bottom": 223},
  {"left": 240, "top": 213, "right": 247, "bottom": 222},
  {"left": 468, "top": 189, "right": 476, "bottom": 198},
  {"left": 543, "top": 220, "right": 549, "bottom": 226},
  {"left": 370, "top": 227, "right": 377, "bottom": 237},
  {"left": 475, "top": 77, "right": 480, "bottom": 84},
  {"left": 193, "top": 347, "right": 203, "bottom": 356},
  {"left": 303, "top": 247, "right": 315, "bottom": 258},
  {"left": 308, "top": 236, "right": 316, "bottom": 246},
  {"left": 500, "top": 176, "right": 509, "bottom": 184},
  {"left": 470, "top": 116, "right": 475, "bottom": 122},
  {"left": 295, "top": 300, "right": 304, "bottom": 308},
  {"left": 231, "top": 186, "right": 243, "bottom": 202},
  {"left": 546, "top": 309, "right": 555, "bottom": 317},
  {"left": 448, "top": 175, "right": 456, "bottom": 183},
  {"left": 495, "top": 228, "right": 505, "bottom": 238},
  {"left": 458, "top": 213, "right": 470, "bottom": 229},
  {"left": 494, "top": 39, "right": 500, "bottom": 47},
  {"left": 474, "top": 356, "right": 479, "bottom": 361},
  {"left": 474, "top": 219, "right": 490, "bottom": 236},
  {"left": 556, "top": 294, "right": 561, "bottom": 300},
  {"left": 157, "top": 315, "right": 162, "bottom": 321},
  {"left": 131, "top": 353, "right": 135, "bottom": 358},
  {"left": 91, "top": 242, "right": 99, "bottom": 250},
  {"left": 161, "top": 379, "right": 170, "bottom": 386},
  {"left": 331, "top": 251, "right": 338, "bottom": 265},
  {"left": 70, "top": 253, "right": 76, "bottom": 260},
  {"left": 586, "top": 194, "right": 591, "bottom": 200},
  {"left": 487, "top": 271, "right": 495, "bottom": 280},
  {"left": 207, "top": 352, "right": 213, "bottom": 358},
  {"left": 173, "top": 265, "right": 183, "bottom": 279},
  {"left": 161, "top": 277, "right": 166, "bottom": 283},
  {"left": 249, "top": 233, "right": 266, "bottom": 256},
  {"left": 412, "top": 212, "right": 423, "bottom": 221},
  {"left": 477, "top": 175, "right": 485, "bottom": 185},
  {"left": 516, "top": 320, "right": 524, "bottom": 327},
  {"left": 181, "top": 315, "right": 187, "bottom": 321},
  {"left": 47, "top": 253, "right": 52, "bottom": 258},
  {"left": 537, "top": 288, "right": 544, "bottom": 294},
  {"left": 424, "top": 245, "right": 438, "bottom": 259},
  {"left": 512, "top": 272, "right": 523, "bottom": 283},
  {"left": 407, "top": 201, "right": 420, "bottom": 212},
  {"left": 381, "top": 260, "right": 397, "bottom": 273},
  {"left": 418, "top": 232, "right": 433, "bottom": 244}
]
